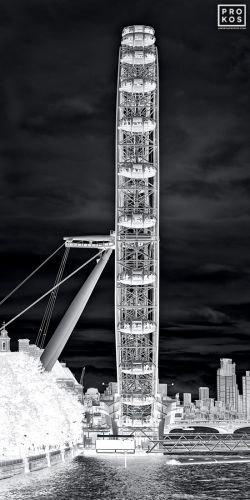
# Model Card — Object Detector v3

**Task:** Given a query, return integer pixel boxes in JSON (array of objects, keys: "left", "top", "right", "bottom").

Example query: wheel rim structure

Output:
[{"left": 115, "top": 25, "right": 160, "bottom": 431}]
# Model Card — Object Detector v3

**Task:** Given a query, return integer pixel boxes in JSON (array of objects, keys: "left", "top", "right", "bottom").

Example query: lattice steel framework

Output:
[
  {"left": 147, "top": 434, "right": 250, "bottom": 454},
  {"left": 115, "top": 25, "right": 159, "bottom": 429}
]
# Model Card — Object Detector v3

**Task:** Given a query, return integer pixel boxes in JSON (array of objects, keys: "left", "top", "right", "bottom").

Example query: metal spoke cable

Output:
[
  {"left": 36, "top": 247, "right": 69, "bottom": 347},
  {"left": 0, "top": 249, "right": 106, "bottom": 332},
  {"left": 36, "top": 294, "right": 54, "bottom": 348},
  {"left": 36, "top": 247, "right": 70, "bottom": 348},
  {"left": 0, "top": 242, "right": 65, "bottom": 307},
  {"left": 39, "top": 249, "right": 69, "bottom": 348}
]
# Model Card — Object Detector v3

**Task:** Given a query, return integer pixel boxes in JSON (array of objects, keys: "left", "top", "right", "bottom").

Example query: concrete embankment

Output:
[{"left": 0, "top": 445, "right": 82, "bottom": 480}]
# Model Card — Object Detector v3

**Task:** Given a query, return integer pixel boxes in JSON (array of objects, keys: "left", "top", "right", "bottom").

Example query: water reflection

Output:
[{"left": 1, "top": 454, "right": 250, "bottom": 500}]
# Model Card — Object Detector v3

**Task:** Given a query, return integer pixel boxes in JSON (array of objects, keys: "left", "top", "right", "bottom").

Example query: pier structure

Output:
[{"left": 147, "top": 432, "right": 250, "bottom": 455}]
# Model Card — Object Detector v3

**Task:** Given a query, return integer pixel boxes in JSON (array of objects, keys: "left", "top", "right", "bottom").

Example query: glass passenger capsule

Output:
[
  {"left": 122, "top": 25, "right": 155, "bottom": 36},
  {"left": 121, "top": 33, "right": 155, "bottom": 48},
  {"left": 118, "top": 270, "right": 156, "bottom": 285},
  {"left": 121, "top": 363, "right": 153, "bottom": 375},
  {"left": 118, "top": 213, "right": 156, "bottom": 229},
  {"left": 120, "top": 51, "right": 156, "bottom": 65},
  {"left": 119, "top": 321, "right": 156, "bottom": 335},
  {"left": 119, "top": 78, "right": 156, "bottom": 93},
  {"left": 118, "top": 117, "right": 156, "bottom": 133},
  {"left": 118, "top": 163, "right": 156, "bottom": 179}
]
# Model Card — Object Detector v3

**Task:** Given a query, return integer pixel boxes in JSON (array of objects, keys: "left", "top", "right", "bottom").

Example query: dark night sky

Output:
[{"left": 0, "top": 0, "right": 250, "bottom": 397}]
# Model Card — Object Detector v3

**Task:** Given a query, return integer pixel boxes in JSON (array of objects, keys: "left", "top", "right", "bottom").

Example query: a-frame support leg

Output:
[{"left": 40, "top": 249, "right": 112, "bottom": 371}]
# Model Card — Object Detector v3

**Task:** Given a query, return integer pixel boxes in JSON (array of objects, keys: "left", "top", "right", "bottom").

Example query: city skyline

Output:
[
  {"left": 0, "top": 0, "right": 249, "bottom": 394},
  {"left": 3, "top": 318, "right": 250, "bottom": 421},
  {"left": 177, "top": 358, "right": 250, "bottom": 428}
]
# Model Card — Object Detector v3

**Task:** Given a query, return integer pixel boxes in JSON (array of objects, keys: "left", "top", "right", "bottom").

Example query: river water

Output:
[{"left": 1, "top": 454, "right": 250, "bottom": 500}]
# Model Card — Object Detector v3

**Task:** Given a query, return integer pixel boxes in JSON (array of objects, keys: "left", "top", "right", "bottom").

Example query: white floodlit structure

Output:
[{"left": 115, "top": 25, "right": 159, "bottom": 430}]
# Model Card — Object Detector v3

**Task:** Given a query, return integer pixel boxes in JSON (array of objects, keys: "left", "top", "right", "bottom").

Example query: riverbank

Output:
[{"left": 0, "top": 445, "right": 83, "bottom": 480}]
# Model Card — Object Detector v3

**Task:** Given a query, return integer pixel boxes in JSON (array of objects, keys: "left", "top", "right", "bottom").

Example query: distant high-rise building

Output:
[
  {"left": 199, "top": 387, "right": 209, "bottom": 401},
  {"left": 242, "top": 371, "right": 250, "bottom": 419},
  {"left": 209, "top": 398, "right": 215, "bottom": 411},
  {"left": 158, "top": 383, "right": 168, "bottom": 399},
  {"left": 198, "top": 386, "right": 210, "bottom": 411},
  {"left": 183, "top": 393, "right": 192, "bottom": 406},
  {"left": 237, "top": 394, "right": 244, "bottom": 416},
  {"left": 217, "top": 358, "right": 237, "bottom": 410}
]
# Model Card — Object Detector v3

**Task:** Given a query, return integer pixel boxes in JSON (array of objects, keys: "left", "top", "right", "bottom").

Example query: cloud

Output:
[
  {"left": 194, "top": 306, "right": 232, "bottom": 324},
  {"left": 160, "top": 306, "right": 232, "bottom": 325}
]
